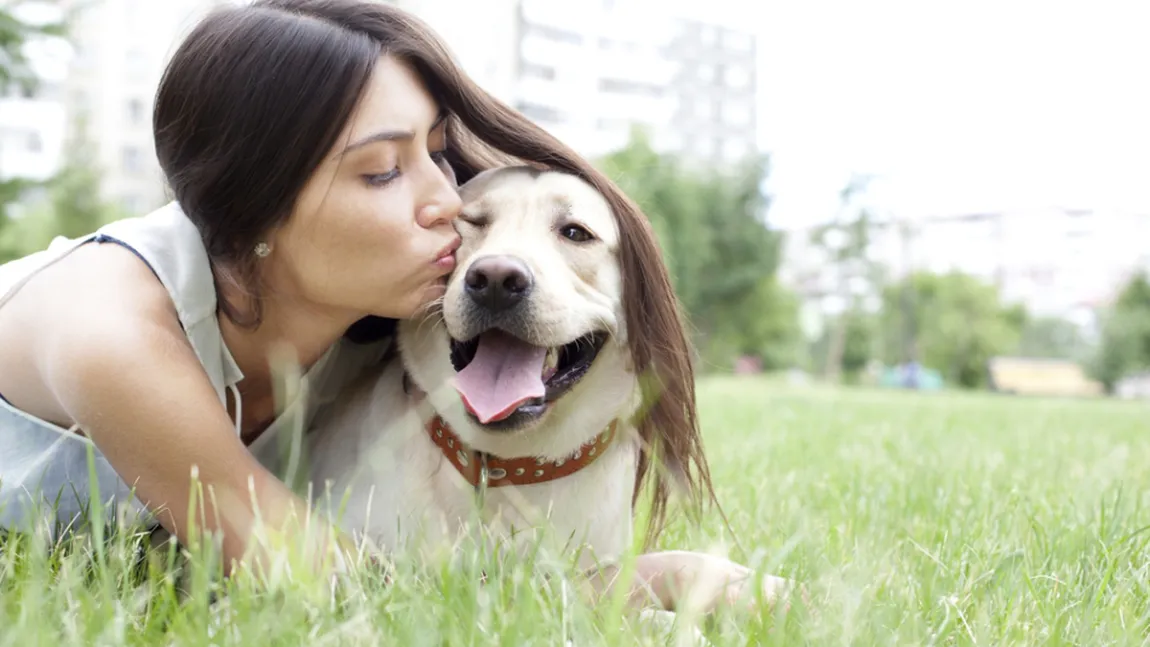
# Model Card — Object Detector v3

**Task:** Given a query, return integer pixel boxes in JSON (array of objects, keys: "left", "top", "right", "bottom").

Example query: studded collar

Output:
[{"left": 425, "top": 415, "right": 618, "bottom": 490}]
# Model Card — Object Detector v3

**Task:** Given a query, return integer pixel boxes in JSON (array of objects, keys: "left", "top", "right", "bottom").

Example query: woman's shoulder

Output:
[
  {"left": 0, "top": 234, "right": 187, "bottom": 425},
  {"left": 1, "top": 204, "right": 196, "bottom": 329},
  {"left": 3, "top": 203, "right": 217, "bottom": 330},
  {"left": 2, "top": 227, "right": 177, "bottom": 329}
]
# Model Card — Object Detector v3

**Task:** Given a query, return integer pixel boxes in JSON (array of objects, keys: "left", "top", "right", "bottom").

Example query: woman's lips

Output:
[{"left": 434, "top": 236, "right": 461, "bottom": 271}]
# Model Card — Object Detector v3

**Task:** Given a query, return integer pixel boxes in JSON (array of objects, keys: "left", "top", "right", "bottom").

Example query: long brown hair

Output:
[{"left": 154, "top": 0, "right": 716, "bottom": 546}]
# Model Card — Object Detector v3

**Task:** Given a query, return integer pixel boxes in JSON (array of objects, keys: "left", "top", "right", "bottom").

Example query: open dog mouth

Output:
[{"left": 449, "top": 329, "right": 608, "bottom": 429}]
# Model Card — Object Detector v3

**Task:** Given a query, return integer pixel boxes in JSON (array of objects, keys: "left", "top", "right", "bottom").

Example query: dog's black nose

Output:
[{"left": 464, "top": 255, "right": 533, "bottom": 312}]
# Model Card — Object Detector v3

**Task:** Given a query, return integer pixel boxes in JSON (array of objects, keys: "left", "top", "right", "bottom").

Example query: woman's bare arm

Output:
[{"left": 9, "top": 245, "right": 346, "bottom": 576}]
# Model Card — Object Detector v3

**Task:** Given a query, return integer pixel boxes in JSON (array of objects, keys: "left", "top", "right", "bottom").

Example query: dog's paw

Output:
[
  {"left": 724, "top": 573, "right": 808, "bottom": 615},
  {"left": 635, "top": 609, "right": 712, "bottom": 647}
]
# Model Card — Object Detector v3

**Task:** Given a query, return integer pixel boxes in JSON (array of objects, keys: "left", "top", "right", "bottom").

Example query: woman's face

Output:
[{"left": 265, "top": 55, "right": 463, "bottom": 322}]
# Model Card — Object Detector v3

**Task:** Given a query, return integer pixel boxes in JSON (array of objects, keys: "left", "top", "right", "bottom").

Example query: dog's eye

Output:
[
  {"left": 559, "top": 224, "right": 594, "bottom": 243},
  {"left": 458, "top": 212, "right": 488, "bottom": 227}
]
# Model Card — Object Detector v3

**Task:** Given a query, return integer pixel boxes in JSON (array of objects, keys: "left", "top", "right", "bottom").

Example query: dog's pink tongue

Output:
[{"left": 454, "top": 330, "right": 547, "bottom": 424}]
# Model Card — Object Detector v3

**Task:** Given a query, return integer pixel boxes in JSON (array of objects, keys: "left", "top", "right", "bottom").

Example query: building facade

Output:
[
  {"left": 56, "top": 0, "right": 225, "bottom": 215},
  {"left": 0, "top": 1, "right": 71, "bottom": 198},
  {"left": 778, "top": 207, "right": 1150, "bottom": 343},
  {"left": 4, "top": 0, "right": 759, "bottom": 219},
  {"left": 402, "top": 0, "right": 759, "bottom": 165}
]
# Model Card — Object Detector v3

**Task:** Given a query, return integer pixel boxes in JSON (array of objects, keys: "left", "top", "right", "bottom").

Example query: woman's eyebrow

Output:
[{"left": 339, "top": 108, "right": 448, "bottom": 157}]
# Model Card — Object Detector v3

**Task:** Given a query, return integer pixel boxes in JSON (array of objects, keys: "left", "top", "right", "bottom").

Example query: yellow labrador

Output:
[{"left": 306, "top": 166, "right": 796, "bottom": 614}]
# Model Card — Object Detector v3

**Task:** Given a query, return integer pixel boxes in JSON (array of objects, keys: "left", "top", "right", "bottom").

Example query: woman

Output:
[{"left": 0, "top": 0, "right": 735, "bottom": 605}]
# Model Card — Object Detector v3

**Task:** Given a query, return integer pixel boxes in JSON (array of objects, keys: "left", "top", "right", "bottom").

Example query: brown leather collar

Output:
[{"left": 426, "top": 415, "right": 617, "bottom": 489}]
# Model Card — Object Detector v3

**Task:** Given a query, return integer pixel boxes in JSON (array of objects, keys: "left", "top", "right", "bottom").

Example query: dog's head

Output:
[
  {"left": 399, "top": 163, "right": 718, "bottom": 546},
  {"left": 399, "top": 166, "right": 639, "bottom": 458}
]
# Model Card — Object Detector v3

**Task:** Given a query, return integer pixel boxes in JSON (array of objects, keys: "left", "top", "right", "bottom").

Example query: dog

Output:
[{"left": 305, "top": 166, "right": 795, "bottom": 613}]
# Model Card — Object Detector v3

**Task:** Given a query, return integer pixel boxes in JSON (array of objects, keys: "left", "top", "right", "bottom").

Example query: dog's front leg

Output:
[{"left": 582, "top": 550, "right": 800, "bottom": 615}]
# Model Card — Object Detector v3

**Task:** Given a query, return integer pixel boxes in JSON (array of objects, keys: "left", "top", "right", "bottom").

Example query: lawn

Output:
[{"left": 2, "top": 377, "right": 1149, "bottom": 645}]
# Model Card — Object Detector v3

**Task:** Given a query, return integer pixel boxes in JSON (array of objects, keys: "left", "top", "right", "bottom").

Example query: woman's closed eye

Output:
[
  {"left": 362, "top": 148, "right": 452, "bottom": 188},
  {"left": 363, "top": 168, "right": 400, "bottom": 187}
]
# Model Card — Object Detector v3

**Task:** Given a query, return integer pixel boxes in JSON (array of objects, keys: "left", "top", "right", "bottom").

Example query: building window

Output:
[
  {"left": 521, "top": 62, "right": 556, "bottom": 81},
  {"left": 121, "top": 195, "right": 144, "bottom": 215},
  {"left": 699, "top": 25, "right": 717, "bottom": 46},
  {"left": 695, "top": 137, "right": 714, "bottom": 157},
  {"left": 722, "top": 101, "right": 751, "bottom": 127},
  {"left": 655, "top": 130, "right": 682, "bottom": 151},
  {"left": 596, "top": 117, "right": 632, "bottom": 131},
  {"left": 34, "top": 81, "right": 61, "bottom": 102},
  {"left": 677, "top": 96, "right": 693, "bottom": 117},
  {"left": 599, "top": 37, "right": 639, "bottom": 53},
  {"left": 515, "top": 101, "right": 562, "bottom": 124},
  {"left": 525, "top": 22, "right": 582, "bottom": 46},
  {"left": 695, "top": 99, "right": 713, "bottom": 120},
  {"left": 127, "top": 99, "right": 145, "bottom": 126},
  {"left": 723, "top": 138, "right": 747, "bottom": 162},
  {"left": 598, "top": 78, "right": 661, "bottom": 96},
  {"left": 126, "top": 48, "right": 149, "bottom": 80},
  {"left": 70, "top": 90, "right": 89, "bottom": 116},
  {"left": 722, "top": 30, "right": 754, "bottom": 52},
  {"left": 122, "top": 146, "right": 143, "bottom": 174},
  {"left": 724, "top": 65, "right": 751, "bottom": 89}
]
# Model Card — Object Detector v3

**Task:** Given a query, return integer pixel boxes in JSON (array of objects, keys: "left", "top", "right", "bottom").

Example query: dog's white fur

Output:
[{"left": 305, "top": 167, "right": 645, "bottom": 569}]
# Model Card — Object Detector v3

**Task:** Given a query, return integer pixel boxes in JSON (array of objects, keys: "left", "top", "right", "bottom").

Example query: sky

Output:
[{"left": 687, "top": 0, "right": 1150, "bottom": 229}]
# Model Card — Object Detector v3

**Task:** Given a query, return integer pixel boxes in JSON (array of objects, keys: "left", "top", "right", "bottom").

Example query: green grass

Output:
[{"left": 3, "top": 377, "right": 1150, "bottom": 645}]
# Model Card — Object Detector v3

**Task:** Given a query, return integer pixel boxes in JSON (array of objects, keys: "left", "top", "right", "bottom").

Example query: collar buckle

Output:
[{"left": 476, "top": 452, "right": 490, "bottom": 507}]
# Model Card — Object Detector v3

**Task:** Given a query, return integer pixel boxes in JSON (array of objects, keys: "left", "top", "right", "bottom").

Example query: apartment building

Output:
[
  {"left": 403, "top": 0, "right": 759, "bottom": 165},
  {"left": 57, "top": 0, "right": 226, "bottom": 215}
]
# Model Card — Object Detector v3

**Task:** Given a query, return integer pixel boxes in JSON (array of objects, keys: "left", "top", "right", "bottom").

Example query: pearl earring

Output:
[{"left": 254, "top": 242, "right": 271, "bottom": 258}]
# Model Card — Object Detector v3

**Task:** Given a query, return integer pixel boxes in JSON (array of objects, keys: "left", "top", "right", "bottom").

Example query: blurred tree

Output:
[
  {"left": 809, "top": 175, "right": 886, "bottom": 381},
  {"left": 0, "top": 5, "right": 66, "bottom": 90},
  {"left": 49, "top": 114, "right": 117, "bottom": 239},
  {"left": 0, "top": 4, "right": 70, "bottom": 254},
  {"left": 1090, "top": 271, "right": 1150, "bottom": 391},
  {"left": 1, "top": 6, "right": 62, "bottom": 232},
  {"left": 839, "top": 307, "right": 876, "bottom": 380},
  {"left": 0, "top": 115, "right": 124, "bottom": 263},
  {"left": 1014, "top": 315, "right": 1093, "bottom": 361},
  {"left": 808, "top": 307, "right": 876, "bottom": 383},
  {"left": 880, "top": 271, "right": 1025, "bottom": 388},
  {"left": 705, "top": 275, "right": 803, "bottom": 371},
  {"left": 598, "top": 129, "right": 801, "bottom": 371},
  {"left": 0, "top": 178, "right": 32, "bottom": 253}
]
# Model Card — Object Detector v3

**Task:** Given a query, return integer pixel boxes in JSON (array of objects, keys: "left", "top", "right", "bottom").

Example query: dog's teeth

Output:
[{"left": 543, "top": 347, "right": 559, "bottom": 379}]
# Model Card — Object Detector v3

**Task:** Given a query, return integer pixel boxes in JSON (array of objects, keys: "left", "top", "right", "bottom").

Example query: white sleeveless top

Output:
[{"left": 0, "top": 202, "right": 393, "bottom": 539}]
